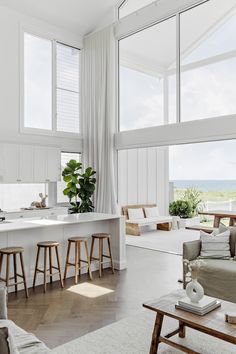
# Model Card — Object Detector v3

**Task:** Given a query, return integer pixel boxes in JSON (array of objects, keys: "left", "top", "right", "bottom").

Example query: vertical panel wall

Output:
[{"left": 118, "top": 147, "right": 169, "bottom": 214}]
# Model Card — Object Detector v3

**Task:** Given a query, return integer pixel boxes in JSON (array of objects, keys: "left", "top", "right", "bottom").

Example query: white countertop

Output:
[{"left": 0, "top": 213, "right": 122, "bottom": 233}]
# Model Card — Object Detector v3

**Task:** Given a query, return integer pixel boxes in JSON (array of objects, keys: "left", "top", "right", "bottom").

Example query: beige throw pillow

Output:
[
  {"left": 200, "top": 227, "right": 231, "bottom": 259},
  {"left": 127, "top": 208, "right": 144, "bottom": 220},
  {"left": 144, "top": 207, "right": 160, "bottom": 218}
]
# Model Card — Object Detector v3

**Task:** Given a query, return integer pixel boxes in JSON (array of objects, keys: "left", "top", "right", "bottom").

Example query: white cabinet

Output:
[
  {"left": 0, "top": 144, "right": 61, "bottom": 183},
  {"left": 19, "top": 145, "right": 34, "bottom": 182},
  {"left": 2, "top": 144, "right": 19, "bottom": 182},
  {"left": 34, "top": 146, "right": 61, "bottom": 182}
]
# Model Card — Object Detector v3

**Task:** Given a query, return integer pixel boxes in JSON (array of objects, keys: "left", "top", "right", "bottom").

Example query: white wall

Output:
[
  {"left": 0, "top": 5, "right": 83, "bottom": 152},
  {"left": 118, "top": 147, "right": 169, "bottom": 214}
]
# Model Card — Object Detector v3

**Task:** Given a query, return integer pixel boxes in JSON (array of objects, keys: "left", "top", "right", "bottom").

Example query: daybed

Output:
[{"left": 121, "top": 204, "right": 172, "bottom": 236}]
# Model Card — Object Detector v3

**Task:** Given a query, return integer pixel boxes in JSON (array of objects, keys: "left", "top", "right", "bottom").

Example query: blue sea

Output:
[{"left": 171, "top": 180, "right": 236, "bottom": 192}]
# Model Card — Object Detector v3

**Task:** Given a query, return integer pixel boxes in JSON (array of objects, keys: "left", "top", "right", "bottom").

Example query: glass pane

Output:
[
  {"left": 57, "top": 152, "right": 81, "bottom": 203},
  {"left": 0, "top": 184, "right": 46, "bottom": 211},
  {"left": 119, "top": 0, "right": 155, "bottom": 18},
  {"left": 119, "top": 16, "right": 176, "bottom": 131},
  {"left": 56, "top": 43, "right": 79, "bottom": 133},
  {"left": 57, "top": 89, "right": 79, "bottom": 133},
  {"left": 180, "top": 0, "right": 236, "bottom": 122},
  {"left": 24, "top": 33, "right": 52, "bottom": 130},
  {"left": 169, "top": 140, "right": 236, "bottom": 218}
]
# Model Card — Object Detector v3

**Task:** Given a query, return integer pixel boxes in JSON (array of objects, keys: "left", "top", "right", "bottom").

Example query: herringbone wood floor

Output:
[{"left": 8, "top": 246, "right": 182, "bottom": 349}]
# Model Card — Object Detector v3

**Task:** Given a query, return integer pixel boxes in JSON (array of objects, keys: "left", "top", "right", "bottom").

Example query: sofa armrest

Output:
[
  {"left": 0, "top": 283, "right": 8, "bottom": 319},
  {"left": 183, "top": 240, "right": 201, "bottom": 261}
]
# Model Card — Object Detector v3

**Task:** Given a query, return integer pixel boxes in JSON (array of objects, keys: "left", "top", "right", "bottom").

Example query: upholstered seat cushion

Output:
[
  {"left": 198, "top": 259, "right": 236, "bottom": 302},
  {"left": 126, "top": 216, "right": 172, "bottom": 225},
  {"left": 0, "top": 320, "right": 50, "bottom": 354}
]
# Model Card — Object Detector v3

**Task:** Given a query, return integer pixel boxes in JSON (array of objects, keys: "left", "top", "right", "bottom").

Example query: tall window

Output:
[
  {"left": 180, "top": 1, "right": 236, "bottom": 122},
  {"left": 24, "top": 33, "right": 52, "bottom": 130},
  {"left": 119, "top": 16, "right": 176, "bottom": 131},
  {"left": 119, "top": 0, "right": 236, "bottom": 131},
  {"left": 23, "top": 33, "right": 80, "bottom": 134},
  {"left": 57, "top": 152, "right": 81, "bottom": 203},
  {"left": 56, "top": 43, "right": 79, "bottom": 133}
]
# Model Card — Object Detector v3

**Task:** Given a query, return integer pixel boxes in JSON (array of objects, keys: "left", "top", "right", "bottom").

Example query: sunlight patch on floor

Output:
[{"left": 67, "top": 282, "right": 114, "bottom": 298}]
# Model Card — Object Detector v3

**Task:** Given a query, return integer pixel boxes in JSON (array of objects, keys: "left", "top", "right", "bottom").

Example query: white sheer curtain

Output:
[{"left": 81, "top": 26, "right": 118, "bottom": 214}]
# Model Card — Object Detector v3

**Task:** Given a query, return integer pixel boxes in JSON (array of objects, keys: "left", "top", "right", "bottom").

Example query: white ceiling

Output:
[{"left": 0, "top": 0, "right": 119, "bottom": 36}]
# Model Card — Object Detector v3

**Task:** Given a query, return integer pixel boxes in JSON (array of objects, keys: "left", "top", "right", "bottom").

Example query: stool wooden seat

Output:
[
  {"left": 37, "top": 241, "right": 59, "bottom": 247},
  {"left": 64, "top": 237, "right": 92, "bottom": 284},
  {"left": 90, "top": 233, "right": 114, "bottom": 278},
  {"left": 0, "top": 247, "right": 28, "bottom": 298},
  {"left": 33, "top": 241, "right": 64, "bottom": 293}
]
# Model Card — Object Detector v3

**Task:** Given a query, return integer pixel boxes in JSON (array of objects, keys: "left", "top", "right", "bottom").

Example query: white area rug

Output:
[
  {"left": 126, "top": 228, "right": 200, "bottom": 255},
  {"left": 53, "top": 306, "right": 236, "bottom": 353}
]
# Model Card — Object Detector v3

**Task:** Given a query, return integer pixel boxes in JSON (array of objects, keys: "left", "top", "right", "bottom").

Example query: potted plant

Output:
[
  {"left": 169, "top": 200, "right": 192, "bottom": 219},
  {"left": 62, "top": 160, "right": 96, "bottom": 213},
  {"left": 77, "top": 167, "right": 96, "bottom": 213}
]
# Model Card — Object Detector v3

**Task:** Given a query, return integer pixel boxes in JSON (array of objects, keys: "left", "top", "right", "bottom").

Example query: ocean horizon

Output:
[{"left": 171, "top": 180, "right": 236, "bottom": 192}]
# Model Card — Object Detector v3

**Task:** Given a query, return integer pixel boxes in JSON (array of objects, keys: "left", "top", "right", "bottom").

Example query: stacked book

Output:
[{"left": 176, "top": 296, "right": 221, "bottom": 316}]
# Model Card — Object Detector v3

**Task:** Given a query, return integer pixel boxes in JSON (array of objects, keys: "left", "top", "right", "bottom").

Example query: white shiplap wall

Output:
[{"left": 118, "top": 147, "right": 169, "bottom": 214}]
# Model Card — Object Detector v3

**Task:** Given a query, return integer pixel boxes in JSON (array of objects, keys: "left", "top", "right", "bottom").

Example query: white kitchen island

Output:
[{"left": 0, "top": 213, "right": 126, "bottom": 290}]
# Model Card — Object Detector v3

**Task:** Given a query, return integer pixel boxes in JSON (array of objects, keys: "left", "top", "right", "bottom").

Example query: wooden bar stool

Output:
[
  {"left": 33, "top": 241, "right": 64, "bottom": 293},
  {"left": 64, "top": 237, "right": 93, "bottom": 284},
  {"left": 0, "top": 247, "right": 28, "bottom": 298},
  {"left": 90, "top": 233, "right": 114, "bottom": 278}
]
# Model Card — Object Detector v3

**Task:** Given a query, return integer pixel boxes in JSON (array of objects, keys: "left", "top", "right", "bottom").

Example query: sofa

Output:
[{"left": 183, "top": 226, "right": 236, "bottom": 303}]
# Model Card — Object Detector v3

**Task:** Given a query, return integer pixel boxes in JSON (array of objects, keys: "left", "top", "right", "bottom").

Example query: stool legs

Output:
[
  {"left": 43, "top": 247, "right": 47, "bottom": 293},
  {"left": 0, "top": 251, "right": 28, "bottom": 298},
  {"left": 99, "top": 239, "right": 102, "bottom": 278},
  {"left": 84, "top": 241, "right": 93, "bottom": 280},
  {"left": 19, "top": 253, "right": 29, "bottom": 298},
  {"left": 90, "top": 236, "right": 114, "bottom": 277},
  {"left": 107, "top": 238, "right": 114, "bottom": 274},
  {"left": 13, "top": 254, "right": 17, "bottom": 293},
  {"left": 64, "top": 240, "right": 71, "bottom": 280},
  {"left": 33, "top": 246, "right": 40, "bottom": 288},
  {"left": 55, "top": 246, "right": 64, "bottom": 289},
  {"left": 49, "top": 247, "right": 53, "bottom": 284},
  {"left": 64, "top": 239, "right": 93, "bottom": 283},
  {"left": 33, "top": 245, "right": 63, "bottom": 292}
]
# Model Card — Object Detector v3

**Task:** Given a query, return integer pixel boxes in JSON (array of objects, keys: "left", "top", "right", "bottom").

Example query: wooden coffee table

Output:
[{"left": 143, "top": 290, "right": 236, "bottom": 354}]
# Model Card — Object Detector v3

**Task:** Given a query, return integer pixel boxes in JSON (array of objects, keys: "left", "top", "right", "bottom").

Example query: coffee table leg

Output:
[
  {"left": 179, "top": 321, "right": 186, "bottom": 338},
  {"left": 149, "top": 313, "right": 164, "bottom": 354}
]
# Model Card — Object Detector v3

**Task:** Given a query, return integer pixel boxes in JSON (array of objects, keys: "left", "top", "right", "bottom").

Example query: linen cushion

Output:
[
  {"left": 0, "top": 327, "right": 10, "bottom": 354},
  {"left": 144, "top": 207, "right": 159, "bottom": 218},
  {"left": 199, "top": 227, "right": 231, "bottom": 259},
  {"left": 0, "top": 283, "right": 7, "bottom": 319},
  {"left": 127, "top": 208, "right": 144, "bottom": 220}
]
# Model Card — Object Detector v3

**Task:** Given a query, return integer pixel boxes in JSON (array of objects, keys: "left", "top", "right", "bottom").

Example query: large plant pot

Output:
[{"left": 178, "top": 216, "right": 201, "bottom": 229}]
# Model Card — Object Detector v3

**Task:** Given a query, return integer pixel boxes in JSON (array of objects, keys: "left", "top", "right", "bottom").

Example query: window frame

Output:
[{"left": 20, "top": 26, "right": 81, "bottom": 138}]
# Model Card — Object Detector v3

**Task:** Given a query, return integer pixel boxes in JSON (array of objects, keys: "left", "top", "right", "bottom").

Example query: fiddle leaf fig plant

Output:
[
  {"left": 78, "top": 167, "right": 96, "bottom": 213},
  {"left": 62, "top": 160, "right": 96, "bottom": 213}
]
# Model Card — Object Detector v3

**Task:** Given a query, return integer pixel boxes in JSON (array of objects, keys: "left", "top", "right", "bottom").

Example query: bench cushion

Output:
[{"left": 126, "top": 216, "right": 172, "bottom": 226}]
